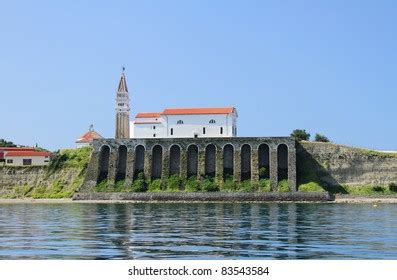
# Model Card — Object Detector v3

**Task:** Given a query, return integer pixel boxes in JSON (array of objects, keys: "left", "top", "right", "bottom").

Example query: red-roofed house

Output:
[
  {"left": 0, "top": 147, "right": 52, "bottom": 166},
  {"left": 76, "top": 125, "right": 103, "bottom": 148},
  {"left": 131, "top": 107, "right": 238, "bottom": 138}
]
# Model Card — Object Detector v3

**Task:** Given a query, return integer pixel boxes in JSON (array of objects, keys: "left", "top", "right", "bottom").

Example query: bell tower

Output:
[{"left": 115, "top": 68, "right": 130, "bottom": 138}]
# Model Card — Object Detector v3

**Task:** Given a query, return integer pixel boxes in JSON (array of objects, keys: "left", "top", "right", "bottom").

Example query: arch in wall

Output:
[
  {"left": 241, "top": 144, "right": 252, "bottom": 181},
  {"left": 223, "top": 144, "right": 234, "bottom": 179},
  {"left": 97, "top": 145, "right": 110, "bottom": 183},
  {"left": 258, "top": 144, "right": 270, "bottom": 179},
  {"left": 205, "top": 144, "right": 216, "bottom": 177},
  {"left": 134, "top": 145, "right": 145, "bottom": 179},
  {"left": 151, "top": 145, "right": 163, "bottom": 179},
  {"left": 277, "top": 144, "right": 288, "bottom": 181},
  {"left": 169, "top": 145, "right": 181, "bottom": 176},
  {"left": 115, "top": 145, "right": 128, "bottom": 182},
  {"left": 187, "top": 144, "right": 199, "bottom": 178}
]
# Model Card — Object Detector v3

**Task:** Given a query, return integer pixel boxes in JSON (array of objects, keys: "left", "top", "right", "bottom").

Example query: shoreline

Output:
[{"left": 1, "top": 196, "right": 397, "bottom": 204}]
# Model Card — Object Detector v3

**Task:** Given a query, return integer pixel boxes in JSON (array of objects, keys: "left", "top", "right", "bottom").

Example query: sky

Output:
[{"left": 0, "top": 0, "right": 396, "bottom": 151}]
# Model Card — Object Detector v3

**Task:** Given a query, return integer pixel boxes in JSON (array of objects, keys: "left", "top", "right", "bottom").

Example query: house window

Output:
[
  {"left": 209, "top": 119, "right": 216, "bottom": 124},
  {"left": 44, "top": 160, "right": 49, "bottom": 163},
  {"left": 203, "top": 127, "right": 206, "bottom": 134},
  {"left": 6, "top": 159, "right": 13, "bottom": 164},
  {"left": 171, "top": 128, "right": 174, "bottom": 136},
  {"left": 177, "top": 120, "right": 184, "bottom": 124},
  {"left": 220, "top": 127, "right": 223, "bottom": 134},
  {"left": 23, "top": 159, "right": 32, "bottom": 166}
]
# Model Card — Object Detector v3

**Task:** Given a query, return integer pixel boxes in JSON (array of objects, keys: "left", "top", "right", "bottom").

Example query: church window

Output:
[
  {"left": 171, "top": 128, "right": 174, "bottom": 135},
  {"left": 209, "top": 119, "right": 216, "bottom": 124},
  {"left": 220, "top": 127, "right": 223, "bottom": 134},
  {"left": 153, "top": 126, "right": 156, "bottom": 130},
  {"left": 153, "top": 134, "right": 156, "bottom": 138},
  {"left": 177, "top": 120, "right": 184, "bottom": 124},
  {"left": 203, "top": 127, "right": 206, "bottom": 134}
]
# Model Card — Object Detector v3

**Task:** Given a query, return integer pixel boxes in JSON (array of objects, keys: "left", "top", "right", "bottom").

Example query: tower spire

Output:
[{"left": 115, "top": 68, "right": 130, "bottom": 138}]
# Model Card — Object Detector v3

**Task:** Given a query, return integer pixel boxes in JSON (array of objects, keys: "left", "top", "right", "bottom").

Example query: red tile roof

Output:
[
  {"left": 135, "top": 112, "right": 162, "bottom": 118},
  {"left": 76, "top": 130, "right": 103, "bottom": 143},
  {"left": 162, "top": 107, "right": 236, "bottom": 115},
  {"left": 5, "top": 151, "right": 52, "bottom": 157},
  {"left": 0, "top": 147, "right": 36, "bottom": 152}
]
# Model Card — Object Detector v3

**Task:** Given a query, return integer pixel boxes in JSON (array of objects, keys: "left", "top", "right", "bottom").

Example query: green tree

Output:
[
  {"left": 0, "top": 139, "right": 17, "bottom": 147},
  {"left": 290, "top": 129, "right": 310, "bottom": 141},
  {"left": 315, "top": 133, "right": 330, "bottom": 142}
]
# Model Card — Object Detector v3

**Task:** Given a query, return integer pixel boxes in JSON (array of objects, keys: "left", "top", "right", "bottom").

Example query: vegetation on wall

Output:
[
  {"left": 314, "top": 134, "right": 330, "bottom": 143},
  {"left": 290, "top": 129, "right": 311, "bottom": 141}
]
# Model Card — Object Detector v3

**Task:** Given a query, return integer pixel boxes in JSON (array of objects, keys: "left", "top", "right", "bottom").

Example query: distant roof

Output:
[
  {"left": 163, "top": 107, "right": 236, "bottom": 115},
  {"left": 5, "top": 151, "right": 51, "bottom": 157},
  {"left": 0, "top": 147, "right": 36, "bottom": 151},
  {"left": 76, "top": 130, "right": 103, "bottom": 143},
  {"left": 135, "top": 107, "right": 236, "bottom": 118},
  {"left": 135, "top": 112, "right": 162, "bottom": 118}
]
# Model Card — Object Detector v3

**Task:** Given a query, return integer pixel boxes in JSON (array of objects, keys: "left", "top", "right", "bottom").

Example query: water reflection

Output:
[{"left": 0, "top": 203, "right": 396, "bottom": 259}]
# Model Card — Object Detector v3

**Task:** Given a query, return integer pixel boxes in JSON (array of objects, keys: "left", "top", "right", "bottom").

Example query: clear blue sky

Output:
[{"left": 1, "top": 0, "right": 396, "bottom": 151}]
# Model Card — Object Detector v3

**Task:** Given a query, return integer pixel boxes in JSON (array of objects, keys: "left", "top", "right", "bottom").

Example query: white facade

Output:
[
  {"left": 4, "top": 155, "right": 51, "bottom": 166},
  {"left": 130, "top": 108, "right": 238, "bottom": 139}
]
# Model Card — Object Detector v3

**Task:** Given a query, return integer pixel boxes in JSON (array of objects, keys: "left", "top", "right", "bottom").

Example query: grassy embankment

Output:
[{"left": 1, "top": 147, "right": 91, "bottom": 199}]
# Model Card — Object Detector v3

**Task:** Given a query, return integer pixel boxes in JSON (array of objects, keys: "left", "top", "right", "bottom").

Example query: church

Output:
[{"left": 115, "top": 70, "right": 238, "bottom": 139}]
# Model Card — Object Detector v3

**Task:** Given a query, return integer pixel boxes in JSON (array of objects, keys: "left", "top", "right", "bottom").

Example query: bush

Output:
[
  {"left": 201, "top": 177, "right": 219, "bottom": 192},
  {"left": 315, "top": 133, "right": 330, "bottom": 143},
  {"left": 132, "top": 173, "right": 147, "bottom": 192},
  {"left": 96, "top": 180, "right": 108, "bottom": 192},
  {"left": 147, "top": 179, "right": 162, "bottom": 192},
  {"left": 237, "top": 180, "right": 254, "bottom": 192},
  {"left": 278, "top": 179, "right": 290, "bottom": 192},
  {"left": 222, "top": 176, "right": 236, "bottom": 192},
  {"left": 166, "top": 175, "right": 182, "bottom": 192},
  {"left": 291, "top": 129, "right": 310, "bottom": 141},
  {"left": 259, "top": 167, "right": 269, "bottom": 179},
  {"left": 299, "top": 182, "right": 325, "bottom": 192},
  {"left": 259, "top": 179, "right": 271, "bottom": 192},
  {"left": 114, "top": 180, "right": 126, "bottom": 192},
  {"left": 185, "top": 177, "right": 201, "bottom": 192},
  {"left": 372, "top": 186, "right": 385, "bottom": 193}
]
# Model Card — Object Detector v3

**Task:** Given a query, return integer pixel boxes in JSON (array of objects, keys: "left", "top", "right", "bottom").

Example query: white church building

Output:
[
  {"left": 114, "top": 69, "right": 238, "bottom": 139},
  {"left": 130, "top": 107, "right": 238, "bottom": 139}
]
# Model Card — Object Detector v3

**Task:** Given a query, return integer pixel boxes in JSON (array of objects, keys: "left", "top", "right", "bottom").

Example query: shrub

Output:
[
  {"left": 131, "top": 173, "right": 147, "bottom": 192},
  {"left": 222, "top": 176, "right": 236, "bottom": 192},
  {"left": 315, "top": 133, "right": 330, "bottom": 142},
  {"left": 114, "top": 180, "right": 126, "bottom": 192},
  {"left": 166, "top": 175, "right": 182, "bottom": 192},
  {"left": 237, "top": 180, "right": 254, "bottom": 192},
  {"left": 259, "top": 167, "right": 269, "bottom": 179},
  {"left": 278, "top": 179, "right": 290, "bottom": 192},
  {"left": 185, "top": 177, "right": 201, "bottom": 192},
  {"left": 147, "top": 179, "right": 162, "bottom": 192},
  {"left": 291, "top": 129, "right": 310, "bottom": 141},
  {"left": 298, "top": 182, "right": 325, "bottom": 192},
  {"left": 259, "top": 179, "right": 271, "bottom": 192},
  {"left": 201, "top": 177, "right": 219, "bottom": 192},
  {"left": 96, "top": 180, "right": 108, "bottom": 192},
  {"left": 372, "top": 186, "right": 385, "bottom": 193}
]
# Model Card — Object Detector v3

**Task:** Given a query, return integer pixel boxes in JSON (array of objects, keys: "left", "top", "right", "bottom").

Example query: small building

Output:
[
  {"left": 130, "top": 107, "right": 238, "bottom": 139},
  {"left": 0, "top": 147, "right": 52, "bottom": 166},
  {"left": 76, "top": 125, "right": 103, "bottom": 148}
]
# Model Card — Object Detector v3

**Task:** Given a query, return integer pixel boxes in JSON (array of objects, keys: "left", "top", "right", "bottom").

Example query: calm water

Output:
[{"left": 0, "top": 203, "right": 396, "bottom": 259}]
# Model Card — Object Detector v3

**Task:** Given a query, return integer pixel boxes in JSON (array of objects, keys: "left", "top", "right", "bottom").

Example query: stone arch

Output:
[
  {"left": 205, "top": 144, "right": 216, "bottom": 177},
  {"left": 151, "top": 145, "right": 163, "bottom": 179},
  {"left": 134, "top": 145, "right": 145, "bottom": 179},
  {"left": 258, "top": 144, "right": 270, "bottom": 179},
  {"left": 241, "top": 144, "right": 252, "bottom": 181},
  {"left": 187, "top": 144, "right": 199, "bottom": 178},
  {"left": 169, "top": 145, "right": 181, "bottom": 176},
  {"left": 116, "top": 145, "right": 127, "bottom": 182},
  {"left": 223, "top": 144, "right": 234, "bottom": 179},
  {"left": 277, "top": 144, "right": 288, "bottom": 181},
  {"left": 97, "top": 145, "right": 110, "bottom": 182}
]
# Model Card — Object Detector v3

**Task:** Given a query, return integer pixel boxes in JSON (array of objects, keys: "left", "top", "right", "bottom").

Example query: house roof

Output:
[
  {"left": 0, "top": 147, "right": 36, "bottom": 152},
  {"left": 5, "top": 151, "right": 52, "bottom": 157},
  {"left": 135, "top": 107, "right": 236, "bottom": 118},
  {"left": 76, "top": 130, "right": 103, "bottom": 143},
  {"left": 135, "top": 112, "right": 162, "bottom": 118}
]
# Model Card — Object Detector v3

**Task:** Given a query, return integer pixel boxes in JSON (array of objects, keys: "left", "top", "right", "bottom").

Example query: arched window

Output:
[
  {"left": 209, "top": 119, "right": 216, "bottom": 124},
  {"left": 177, "top": 120, "right": 184, "bottom": 124}
]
